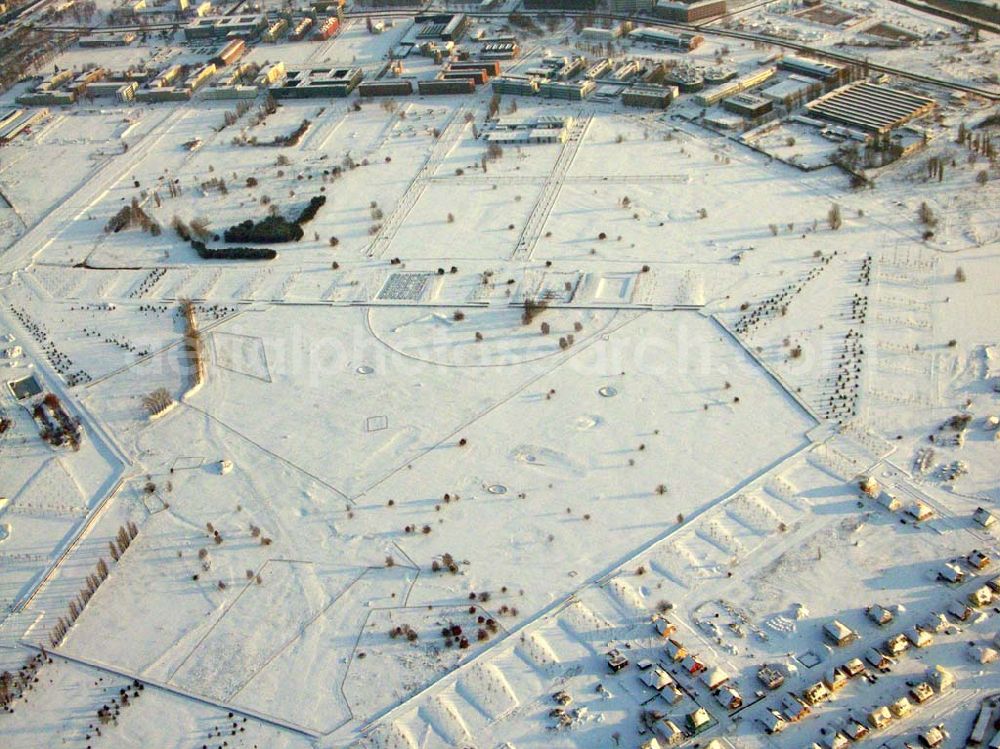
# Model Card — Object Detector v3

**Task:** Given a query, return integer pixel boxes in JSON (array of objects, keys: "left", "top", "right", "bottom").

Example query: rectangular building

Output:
[
  {"left": 722, "top": 92, "right": 773, "bottom": 117},
  {"left": 694, "top": 66, "right": 775, "bottom": 106},
  {"left": 622, "top": 82, "right": 677, "bottom": 109},
  {"left": 358, "top": 79, "right": 413, "bottom": 97},
  {"left": 778, "top": 55, "right": 844, "bottom": 81},
  {"left": 806, "top": 82, "right": 936, "bottom": 134},
  {"left": 655, "top": 0, "right": 726, "bottom": 22},
  {"left": 628, "top": 28, "right": 703, "bottom": 51},
  {"left": 271, "top": 67, "right": 363, "bottom": 98}
]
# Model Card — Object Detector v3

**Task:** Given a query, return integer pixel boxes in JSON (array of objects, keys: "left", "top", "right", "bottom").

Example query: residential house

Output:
[
  {"left": 868, "top": 705, "right": 892, "bottom": 729},
  {"left": 665, "top": 639, "right": 687, "bottom": 661},
  {"left": 890, "top": 697, "right": 912, "bottom": 718},
  {"left": 867, "top": 604, "right": 894, "bottom": 626},
  {"left": 825, "top": 620, "right": 858, "bottom": 646},
  {"left": 969, "top": 550, "right": 992, "bottom": 570},
  {"left": 909, "top": 682, "right": 933, "bottom": 703},
  {"left": 970, "top": 585, "right": 993, "bottom": 607},
  {"left": 803, "top": 681, "right": 831, "bottom": 706},
  {"left": 885, "top": 633, "right": 909, "bottom": 656}
]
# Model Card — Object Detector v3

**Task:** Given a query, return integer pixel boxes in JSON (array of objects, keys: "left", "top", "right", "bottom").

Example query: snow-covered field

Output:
[{"left": 0, "top": 5, "right": 998, "bottom": 749}]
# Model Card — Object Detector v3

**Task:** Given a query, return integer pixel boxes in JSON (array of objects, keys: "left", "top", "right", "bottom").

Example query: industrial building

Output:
[
  {"left": 183, "top": 14, "right": 266, "bottom": 40},
  {"left": 628, "top": 28, "right": 704, "bottom": 51},
  {"left": 413, "top": 12, "right": 469, "bottom": 41},
  {"left": 694, "top": 66, "right": 775, "bottom": 106},
  {"left": 622, "top": 82, "right": 678, "bottom": 109},
  {"left": 778, "top": 55, "right": 844, "bottom": 81},
  {"left": 806, "top": 82, "right": 936, "bottom": 134},
  {"left": 722, "top": 92, "right": 773, "bottom": 117},
  {"left": 0, "top": 108, "right": 47, "bottom": 141},
  {"left": 759, "top": 74, "right": 821, "bottom": 107},
  {"left": 654, "top": 0, "right": 726, "bottom": 22},
  {"left": 271, "top": 67, "right": 363, "bottom": 98}
]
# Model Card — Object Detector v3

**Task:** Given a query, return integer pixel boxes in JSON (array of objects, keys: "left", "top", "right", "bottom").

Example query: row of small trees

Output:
[{"left": 50, "top": 522, "right": 137, "bottom": 646}]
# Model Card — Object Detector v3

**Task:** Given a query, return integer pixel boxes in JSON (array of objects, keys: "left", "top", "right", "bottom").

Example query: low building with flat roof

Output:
[{"left": 271, "top": 66, "right": 363, "bottom": 98}]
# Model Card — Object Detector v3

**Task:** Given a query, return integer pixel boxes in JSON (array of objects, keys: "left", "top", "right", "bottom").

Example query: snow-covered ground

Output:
[{"left": 0, "top": 5, "right": 998, "bottom": 749}]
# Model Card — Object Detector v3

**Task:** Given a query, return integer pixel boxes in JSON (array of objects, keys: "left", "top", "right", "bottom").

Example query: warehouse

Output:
[
  {"left": 0, "top": 108, "right": 47, "bottom": 142},
  {"left": 722, "top": 92, "right": 773, "bottom": 117},
  {"left": 806, "top": 82, "right": 936, "bottom": 134},
  {"left": 271, "top": 67, "right": 363, "bottom": 98},
  {"left": 760, "top": 75, "right": 821, "bottom": 107},
  {"left": 581, "top": 25, "right": 622, "bottom": 41},
  {"left": 628, "top": 28, "right": 704, "bottom": 51},
  {"left": 622, "top": 82, "right": 677, "bottom": 109},
  {"left": 414, "top": 13, "right": 469, "bottom": 41},
  {"left": 654, "top": 0, "right": 726, "bottom": 22},
  {"left": 778, "top": 55, "right": 844, "bottom": 81}
]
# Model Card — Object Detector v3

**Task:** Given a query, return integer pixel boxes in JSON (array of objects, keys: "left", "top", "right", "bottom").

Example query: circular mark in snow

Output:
[
  {"left": 356, "top": 365, "right": 374, "bottom": 375},
  {"left": 488, "top": 484, "right": 508, "bottom": 495},
  {"left": 598, "top": 386, "right": 617, "bottom": 398}
]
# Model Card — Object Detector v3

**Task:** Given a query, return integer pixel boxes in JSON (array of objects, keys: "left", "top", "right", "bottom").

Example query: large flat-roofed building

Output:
[
  {"left": 184, "top": 14, "right": 266, "bottom": 40},
  {"left": 417, "top": 77, "right": 474, "bottom": 95},
  {"left": 778, "top": 55, "right": 844, "bottom": 81},
  {"left": 655, "top": 0, "right": 726, "bottom": 22},
  {"left": 622, "top": 82, "right": 677, "bottom": 109},
  {"left": 759, "top": 74, "right": 821, "bottom": 107},
  {"left": 271, "top": 67, "right": 363, "bottom": 98},
  {"left": 414, "top": 12, "right": 469, "bottom": 41},
  {"left": 806, "top": 82, "right": 936, "bottom": 134},
  {"left": 722, "top": 92, "right": 772, "bottom": 117},
  {"left": 628, "top": 28, "right": 704, "bottom": 51}
]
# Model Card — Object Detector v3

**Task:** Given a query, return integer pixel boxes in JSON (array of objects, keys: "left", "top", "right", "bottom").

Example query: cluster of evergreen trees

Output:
[{"left": 222, "top": 195, "right": 326, "bottom": 244}]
